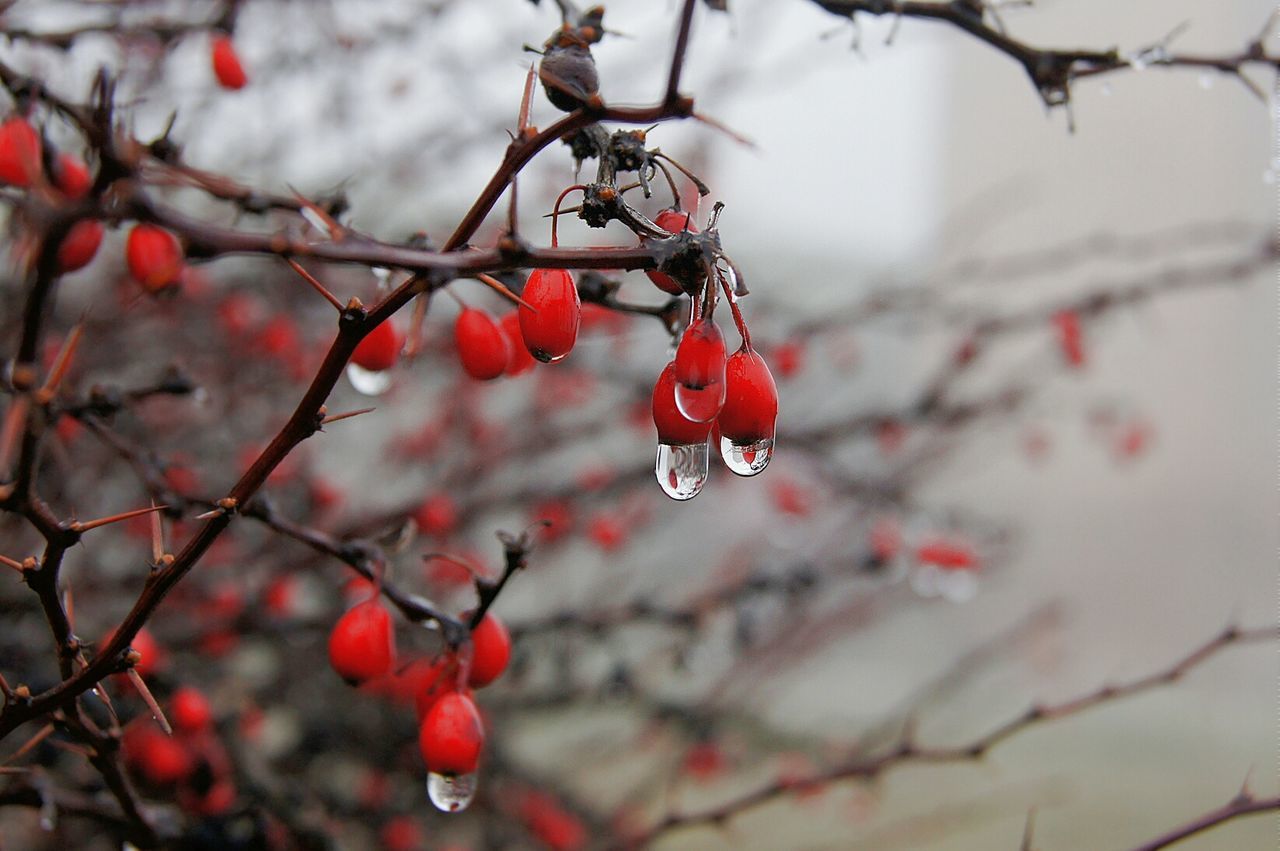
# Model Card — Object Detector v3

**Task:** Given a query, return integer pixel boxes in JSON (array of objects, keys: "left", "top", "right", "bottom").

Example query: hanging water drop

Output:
[
  {"left": 910, "top": 564, "right": 941, "bottom": 598},
  {"left": 427, "top": 772, "right": 477, "bottom": 813},
  {"left": 345, "top": 362, "right": 392, "bottom": 396},
  {"left": 719, "top": 436, "right": 773, "bottom": 477},
  {"left": 656, "top": 441, "right": 710, "bottom": 500},
  {"left": 937, "top": 569, "right": 979, "bottom": 603}
]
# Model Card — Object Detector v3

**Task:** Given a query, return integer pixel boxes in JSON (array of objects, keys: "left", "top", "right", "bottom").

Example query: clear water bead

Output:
[
  {"left": 719, "top": 436, "right": 773, "bottom": 477},
  {"left": 655, "top": 441, "right": 710, "bottom": 500},
  {"left": 345, "top": 362, "right": 392, "bottom": 396},
  {"left": 937, "top": 569, "right": 979, "bottom": 603},
  {"left": 674, "top": 381, "right": 724, "bottom": 423},
  {"left": 427, "top": 772, "right": 477, "bottom": 813}
]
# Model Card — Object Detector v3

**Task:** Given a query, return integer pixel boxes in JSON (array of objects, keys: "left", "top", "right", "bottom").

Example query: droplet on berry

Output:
[
  {"left": 519, "top": 268, "right": 580, "bottom": 363},
  {"left": 345, "top": 363, "right": 393, "bottom": 396},
  {"left": 716, "top": 347, "right": 778, "bottom": 476},
  {"left": 673, "top": 319, "right": 727, "bottom": 423},
  {"left": 427, "top": 771, "right": 477, "bottom": 813},
  {"left": 655, "top": 441, "right": 709, "bottom": 501}
]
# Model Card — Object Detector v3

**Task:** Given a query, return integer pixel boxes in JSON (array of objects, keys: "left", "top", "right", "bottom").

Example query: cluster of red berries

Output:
[
  {"left": 646, "top": 209, "right": 778, "bottom": 500},
  {"left": 454, "top": 268, "right": 581, "bottom": 380},
  {"left": 326, "top": 593, "right": 512, "bottom": 812}
]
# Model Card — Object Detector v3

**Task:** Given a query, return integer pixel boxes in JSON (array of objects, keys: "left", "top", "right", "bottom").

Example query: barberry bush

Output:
[{"left": 0, "top": 1, "right": 1275, "bottom": 849}]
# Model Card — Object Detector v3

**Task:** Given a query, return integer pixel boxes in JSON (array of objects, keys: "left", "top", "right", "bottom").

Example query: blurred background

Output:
[{"left": 0, "top": 1, "right": 1274, "bottom": 848}]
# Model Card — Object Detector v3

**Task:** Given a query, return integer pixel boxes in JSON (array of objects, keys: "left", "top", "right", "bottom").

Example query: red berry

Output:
[
  {"left": 587, "top": 514, "right": 626, "bottom": 552},
  {"left": 717, "top": 347, "right": 778, "bottom": 444},
  {"left": 769, "top": 339, "right": 805, "bottom": 379},
  {"left": 352, "top": 319, "right": 401, "bottom": 372},
  {"left": 652, "top": 362, "right": 712, "bottom": 446},
  {"left": 518, "top": 268, "right": 580, "bottom": 363},
  {"left": 673, "top": 319, "right": 728, "bottom": 423},
  {"left": 125, "top": 224, "right": 184, "bottom": 292},
  {"left": 170, "top": 686, "right": 213, "bottom": 734},
  {"left": 210, "top": 35, "right": 248, "bottom": 90},
  {"left": 57, "top": 219, "right": 104, "bottom": 273},
  {"left": 415, "top": 493, "right": 458, "bottom": 538},
  {"left": 645, "top": 209, "right": 696, "bottom": 295},
  {"left": 915, "top": 539, "right": 978, "bottom": 570},
  {"left": 0, "top": 116, "right": 42, "bottom": 187},
  {"left": 467, "top": 614, "right": 511, "bottom": 688},
  {"left": 418, "top": 691, "right": 484, "bottom": 775},
  {"left": 53, "top": 152, "right": 92, "bottom": 199},
  {"left": 1053, "top": 309, "right": 1085, "bottom": 368},
  {"left": 501, "top": 312, "right": 537, "bottom": 376},
  {"left": 125, "top": 726, "right": 192, "bottom": 785},
  {"left": 327, "top": 600, "right": 396, "bottom": 683},
  {"left": 381, "top": 816, "right": 425, "bottom": 851},
  {"left": 455, "top": 307, "right": 510, "bottom": 380}
]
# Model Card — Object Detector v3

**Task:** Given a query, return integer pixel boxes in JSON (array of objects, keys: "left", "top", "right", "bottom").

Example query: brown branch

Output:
[
  {"left": 631, "top": 624, "right": 1275, "bottom": 845},
  {"left": 1127, "top": 790, "right": 1280, "bottom": 851}
]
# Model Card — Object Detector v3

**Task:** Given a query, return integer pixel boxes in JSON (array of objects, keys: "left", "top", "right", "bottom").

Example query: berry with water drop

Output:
[
  {"left": 418, "top": 691, "right": 484, "bottom": 775},
  {"left": 519, "top": 268, "right": 580, "bottom": 363},
  {"left": 716, "top": 346, "right": 778, "bottom": 475},
  {"left": 673, "top": 318, "right": 727, "bottom": 423},
  {"left": 352, "top": 319, "right": 401, "bottom": 372},
  {"left": 652, "top": 362, "right": 712, "bottom": 500}
]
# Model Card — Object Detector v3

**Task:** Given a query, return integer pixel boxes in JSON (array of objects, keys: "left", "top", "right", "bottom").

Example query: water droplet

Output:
[
  {"left": 719, "top": 436, "right": 773, "bottom": 477},
  {"left": 427, "top": 771, "right": 477, "bottom": 813},
  {"left": 674, "top": 380, "right": 724, "bottom": 423},
  {"left": 346, "top": 362, "right": 392, "bottom": 396},
  {"left": 372, "top": 266, "right": 391, "bottom": 291},
  {"left": 938, "top": 569, "right": 979, "bottom": 603},
  {"left": 192, "top": 386, "right": 211, "bottom": 406},
  {"left": 909, "top": 565, "right": 941, "bottom": 598},
  {"left": 656, "top": 441, "right": 709, "bottom": 500},
  {"left": 1198, "top": 73, "right": 1214, "bottom": 90}
]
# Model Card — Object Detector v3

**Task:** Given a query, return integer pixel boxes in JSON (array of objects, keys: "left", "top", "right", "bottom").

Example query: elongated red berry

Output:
[
  {"left": 455, "top": 307, "right": 510, "bottom": 380},
  {"left": 716, "top": 346, "right": 778, "bottom": 476},
  {"left": 519, "top": 268, "right": 580, "bottom": 363},
  {"left": 673, "top": 318, "right": 727, "bottom": 423},
  {"left": 501, "top": 312, "right": 537, "bottom": 376},
  {"left": 418, "top": 691, "right": 484, "bottom": 775},
  {"left": 53, "top": 152, "right": 92, "bottom": 199},
  {"left": 126, "top": 224, "right": 184, "bottom": 292},
  {"left": 211, "top": 35, "right": 248, "bottom": 90},
  {"left": 717, "top": 347, "right": 778, "bottom": 444},
  {"left": 467, "top": 614, "right": 511, "bottom": 688},
  {"left": 170, "top": 686, "right": 213, "bottom": 734},
  {"left": 1053, "top": 310, "right": 1084, "bottom": 368},
  {"left": 0, "top": 116, "right": 41, "bottom": 187},
  {"left": 652, "top": 362, "right": 713, "bottom": 446},
  {"left": 328, "top": 600, "right": 396, "bottom": 683},
  {"left": 352, "top": 319, "right": 401, "bottom": 372},
  {"left": 57, "top": 219, "right": 104, "bottom": 273},
  {"left": 645, "top": 209, "right": 695, "bottom": 295}
]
